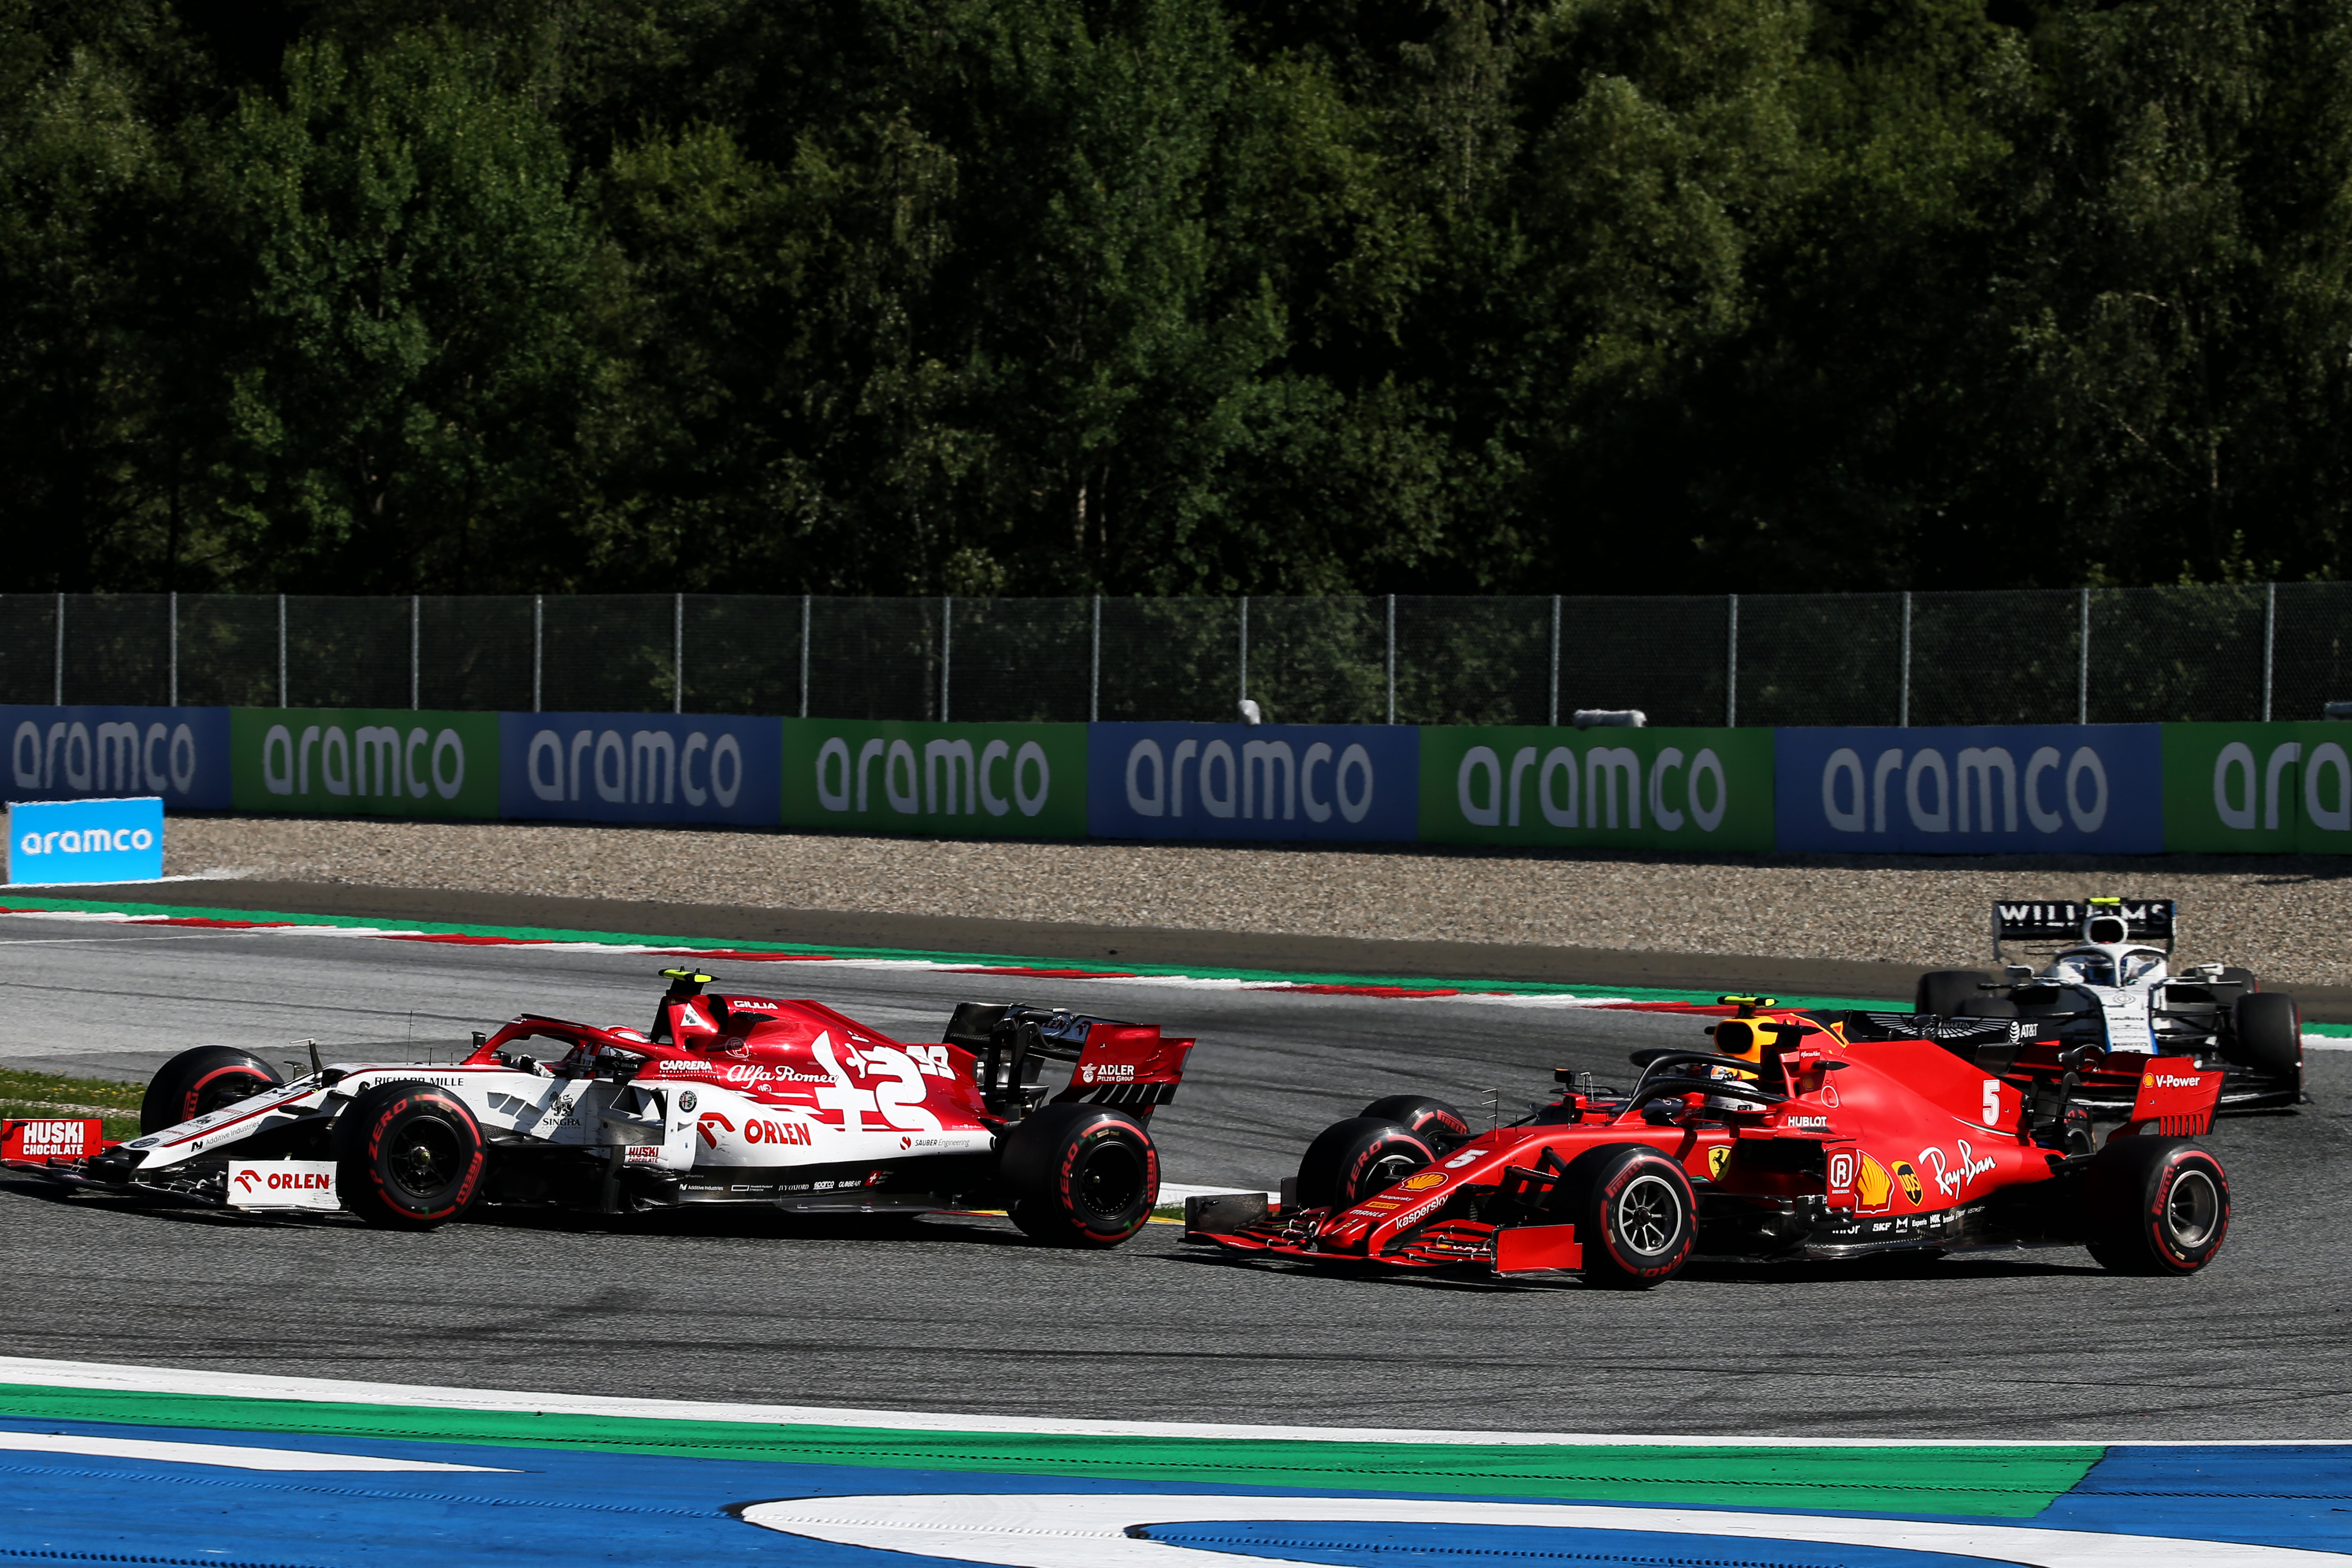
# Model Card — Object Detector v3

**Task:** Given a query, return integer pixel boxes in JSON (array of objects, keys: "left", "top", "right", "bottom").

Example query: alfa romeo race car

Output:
[
  {"left": 1906, "top": 898, "right": 2302, "bottom": 1112},
  {"left": 1196, "top": 996, "right": 2230, "bottom": 1287},
  {"left": 4, "top": 969, "right": 1191, "bottom": 1246}
]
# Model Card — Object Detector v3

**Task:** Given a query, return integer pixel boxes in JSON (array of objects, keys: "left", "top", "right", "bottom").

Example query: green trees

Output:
[{"left": 5, "top": 0, "right": 2352, "bottom": 595}]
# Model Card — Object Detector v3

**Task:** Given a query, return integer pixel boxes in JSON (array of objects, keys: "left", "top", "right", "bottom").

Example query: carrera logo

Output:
[
  {"left": 1397, "top": 1171, "right": 1447, "bottom": 1192},
  {"left": 1922, "top": 1140, "right": 1996, "bottom": 1197}
]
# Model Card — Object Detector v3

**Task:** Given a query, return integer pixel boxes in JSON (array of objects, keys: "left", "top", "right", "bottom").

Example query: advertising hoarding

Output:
[
  {"left": 1417, "top": 725, "right": 1774, "bottom": 851},
  {"left": 1087, "top": 723, "right": 1418, "bottom": 843},
  {"left": 502, "top": 713, "right": 781, "bottom": 826},
  {"left": 1774, "top": 725, "right": 2164, "bottom": 854},
  {"left": 2162, "top": 721, "right": 2352, "bottom": 853},
  {"left": 2, "top": 705, "right": 231, "bottom": 809},
  {"left": 7, "top": 795, "right": 164, "bottom": 883},
  {"left": 782, "top": 719, "right": 1087, "bottom": 837},
  {"left": 230, "top": 709, "right": 500, "bottom": 817}
]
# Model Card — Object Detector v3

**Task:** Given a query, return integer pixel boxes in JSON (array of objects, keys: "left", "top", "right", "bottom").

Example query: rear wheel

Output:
[
  {"left": 1000, "top": 1102, "right": 1158, "bottom": 1248},
  {"left": 1358, "top": 1095, "right": 1471, "bottom": 1149},
  {"left": 333, "top": 1081, "right": 486, "bottom": 1230},
  {"left": 2083, "top": 1137, "right": 2229, "bottom": 1275},
  {"left": 1957, "top": 996, "right": 2019, "bottom": 1019},
  {"left": 1294, "top": 1117, "right": 1437, "bottom": 1209},
  {"left": 2230, "top": 990, "right": 2302, "bottom": 1089},
  {"left": 140, "top": 1047, "right": 284, "bottom": 1135},
  {"left": 1564, "top": 1144, "right": 1695, "bottom": 1289},
  {"left": 1916, "top": 970, "right": 1994, "bottom": 1018}
]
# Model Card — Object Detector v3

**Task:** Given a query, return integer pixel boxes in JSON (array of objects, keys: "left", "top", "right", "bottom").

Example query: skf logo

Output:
[{"left": 1891, "top": 1159, "right": 1924, "bottom": 1205}]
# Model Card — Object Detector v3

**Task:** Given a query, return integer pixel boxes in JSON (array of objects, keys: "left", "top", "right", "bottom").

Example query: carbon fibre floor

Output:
[{"left": 1, "top": 911, "right": 2346, "bottom": 1439}]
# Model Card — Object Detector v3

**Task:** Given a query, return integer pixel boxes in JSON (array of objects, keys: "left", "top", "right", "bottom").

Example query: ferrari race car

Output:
[
  {"left": 1197, "top": 996, "right": 2230, "bottom": 1287},
  {"left": 4, "top": 969, "right": 1191, "bottom": 1246},
  {"left": 1906, "top": 898, "right": 2302, "bottom": 1112}
]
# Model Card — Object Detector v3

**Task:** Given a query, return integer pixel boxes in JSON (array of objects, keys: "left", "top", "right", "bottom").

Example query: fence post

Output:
[
  {"left": 1387, "top": 593, "right": 1398, "bottom": 725},
  {"left": 1090, "top": 595, "right": 1101, "bottom": 722},
  {"left": 2078, "top": 587, "right": 2090, "bottom": 725},
  {"left": 1549, "top": 594, "right": 1561, "bottom": 727},
  {"left": 1238, "top": 595, "right": 1249, "bottom": 709},
  {"left": 53, "top": 591, "right": 62, "bottom": 706},
  {"left": 673, "top": 592, "right": 684, "bottom": 715},
  {"left": 799, "top": 594, "right": 810, "bottom": 719},
  {"left": 277, "top": 593, "right": 286, "bottom": 708},
  {"left": 939, "top": 594, "right": 952, "bottom": 723},
  {"left": 1725, "top": 594, "right": 1739, "bottom": 727},
  {"left": 1899, "top": 591, "right": 1911, "bottom": 727},
  {"left": 2264, "top": 581, "right": 2277, "bottom": 722},
  {"left": 410, "top": 595, "right": 420, "bottom": 710},
  {"left": 532, "top": 594, "right": 543, "bottom": 713},
  {"left": 168, "top": 591, "right": 178, "bottom": 707}
]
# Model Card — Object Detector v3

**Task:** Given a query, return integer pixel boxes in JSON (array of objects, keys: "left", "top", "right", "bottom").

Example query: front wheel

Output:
[
  {"left": 1563, "top": 1144, "right": 1695, "bottom": 1289},
  {"left": 333, "top": 1081, "right": 487, "bottom": 1230},
  {"left": 999, "top": 1102, "right": 1158, "bottom": 1248},
  {"left": 1916, "top": 970, "right": 1994, "bottom": 1018},
  {"left": 2230, "top": 990, "right": 2302, "bottom": 1089},
  {"left": 1358, "top": 1095, "right": 1471, "bottom": 1150},
  {"left": 1295, "top": 1117, "right": 1437, "bottom": 1210},
  {"left": 140, "top": 1046, "right": 284, "bottom": 1135},
  {"left": 2083, "top": 1137, "right": 2229, "bottom": 1275}
]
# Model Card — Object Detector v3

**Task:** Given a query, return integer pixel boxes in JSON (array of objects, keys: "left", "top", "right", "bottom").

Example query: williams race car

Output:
[
  {"left": 1198, "top": 997, "right": 2230, "bottom": 1287},
  {"left": 1907, "top": 898, "right": 2302, "bottom": 1112},
  {"left": 5, "top": 969, "right": 1191, "bottom": 1246}
]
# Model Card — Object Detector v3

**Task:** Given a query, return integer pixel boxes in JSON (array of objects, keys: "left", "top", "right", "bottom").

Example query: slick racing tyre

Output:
[
  {"left": 1358, "top": 1095, "right": 1472, "bottom": 1149},
  {"left": 140, "top": 1046, "right": 284, "bottom": 1135},
  {"left": 2083, "top": 1137, "right": 2229, "bottom": 1275},
  {"left": 1916, "top": 970, "right": 1994, "bottom": 1018},
  {"left": 1563, "top": 1143, "right": 1696, "bottom": 1290},
  {"left": 2231, "top": 990, "right": 2303, "bottom": 1089},
  {"left": 1000, "top": 1102, "right": 1158, "bottom": 1248},
  {"left": 1294, "top": 1117, "right": 1437, "bottom": 1209},
  {"left": 333, "top": 1080, "right": 487, "bottom": 1230}
]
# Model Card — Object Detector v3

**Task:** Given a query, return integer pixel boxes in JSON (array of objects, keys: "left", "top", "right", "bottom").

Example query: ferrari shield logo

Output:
[{"left": 1705, "top": 1146, "right": 1732, "bottom": 1181}]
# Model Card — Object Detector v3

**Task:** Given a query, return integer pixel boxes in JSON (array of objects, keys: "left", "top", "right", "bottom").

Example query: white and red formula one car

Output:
[{"left": 5, "top": 969, "right": 1191, "bottom": 1246}]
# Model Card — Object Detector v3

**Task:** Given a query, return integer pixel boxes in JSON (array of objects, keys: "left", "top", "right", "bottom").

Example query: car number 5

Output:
[{"left": 1981, "top": 1079, "right": 2002, "bottom": 1125}]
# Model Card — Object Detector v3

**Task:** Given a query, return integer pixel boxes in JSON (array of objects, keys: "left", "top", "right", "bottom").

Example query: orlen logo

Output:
[
  {"left": 743, "top": 1118, "right": 813, "bottom": 1146},
  {"left": 696, "top": 1112, "right": 735, "bottom": 1147},
  {"left": 232, "top": 1168, "right": 332, "bottom": 1193}
]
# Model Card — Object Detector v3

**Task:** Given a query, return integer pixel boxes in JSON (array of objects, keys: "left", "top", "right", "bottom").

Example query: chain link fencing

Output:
[{"left": 4, "top": 586, "right": 2347, "bottom": 725}]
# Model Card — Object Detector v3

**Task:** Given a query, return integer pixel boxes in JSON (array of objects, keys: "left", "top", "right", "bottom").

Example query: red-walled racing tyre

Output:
[
  {"left": 1563, "top": 1143, "right": 1696, "bottom": 1289},
  {"left": 1000, "top": 1102, "right": 1158, "bottom": 1248},
  {"left": 1358, "top": 1095, "right": 1472, "bottom": 1148},
  {"left": 333, "top": 1081, "right": 487, "bottom": 1230},
  {"left": 140, "top": 1046, "right": 284, "bottom": 1136},
  {"left": 1295, "top": 1117, "right": 1437, "bottom": 1210},
  {"left": 2083, "top": 1136, "right": 2229, "bottom": 1275}
]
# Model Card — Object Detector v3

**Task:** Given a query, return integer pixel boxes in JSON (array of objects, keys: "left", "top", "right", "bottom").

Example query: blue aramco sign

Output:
[{"left": 7, "top": 795, "right": 164, "bottom": 884}]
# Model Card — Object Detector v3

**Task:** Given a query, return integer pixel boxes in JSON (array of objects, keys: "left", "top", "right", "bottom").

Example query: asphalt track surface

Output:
[{"left": 3, "top": 911, "right": 2348, "bottom": 1440}]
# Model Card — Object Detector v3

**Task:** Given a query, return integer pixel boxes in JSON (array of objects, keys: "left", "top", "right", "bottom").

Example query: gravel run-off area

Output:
[{"left": 144, "top": 815, "right": 2352, "bottom": 987}]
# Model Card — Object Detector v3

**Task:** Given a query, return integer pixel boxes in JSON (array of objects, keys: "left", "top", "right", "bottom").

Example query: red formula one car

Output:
[
  {"left": 1198, "top": 997, "right": 2229, "bottom": 1286},
  {"left": 7, "top": 970, "right": 1191, "bottom": 1247}
]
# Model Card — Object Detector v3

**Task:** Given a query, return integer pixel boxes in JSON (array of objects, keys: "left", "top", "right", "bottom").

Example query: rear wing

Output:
[{"left": 1992, "top": 897, "right": 2175, "bottom": 959}]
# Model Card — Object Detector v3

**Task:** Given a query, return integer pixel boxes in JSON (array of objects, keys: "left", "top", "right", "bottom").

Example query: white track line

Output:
[
  {"left": 0, "top": 1429, "right": 510, "bottom": 1471},
  {"left": 0, "top": 1357, "right": 2341, "bottom": 1447}
]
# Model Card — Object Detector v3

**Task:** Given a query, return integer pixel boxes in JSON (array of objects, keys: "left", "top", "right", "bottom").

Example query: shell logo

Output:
[{"left": 1398, "top": 1170, "right": 1447, "bottom": 1191}]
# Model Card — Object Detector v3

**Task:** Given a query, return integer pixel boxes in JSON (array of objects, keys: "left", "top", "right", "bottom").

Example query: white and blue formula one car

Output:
[
  {"left": 1889, "top": 898, "right": 2303, "bottom": 1115},
  {"left": 6, "top": 969, "right": 1192, "bottom": 1246}
]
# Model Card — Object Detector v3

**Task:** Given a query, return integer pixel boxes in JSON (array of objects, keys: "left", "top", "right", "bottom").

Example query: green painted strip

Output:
[
  {"left": 0, "top": 1384, "right": 2092, "bottom": 1514},
  {"left": 0, "top": 893, "right": 1904, "bottom": 1011}
]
